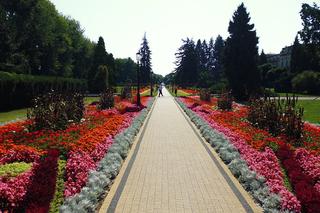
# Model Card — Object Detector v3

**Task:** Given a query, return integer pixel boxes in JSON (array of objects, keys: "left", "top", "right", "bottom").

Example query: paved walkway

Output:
[{"left": 100, "top": 88, "right": 261, "bottom": 213}]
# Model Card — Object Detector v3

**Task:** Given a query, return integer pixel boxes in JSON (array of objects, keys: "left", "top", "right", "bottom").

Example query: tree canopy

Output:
[{"left": 0, "top": 0, "right": 94, "bottom": 78}]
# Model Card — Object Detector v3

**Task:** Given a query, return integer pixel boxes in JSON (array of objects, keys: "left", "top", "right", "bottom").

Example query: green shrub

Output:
[
  {"left": 217, "top": 91, "right": 233, "bottom": 111},
  {"left": 0, "top": 71, "right": 87, "bottom": 111},
  {"left": 92, "top": 65, "right": 109, "bottom": 93},
  {"left": 248, "top": 95, "right": 304, "bottom": 145},
  {"left": 0, "top": 162, "right": 32, "bottom": 178},
  {"left": 28, "top": 91, "right": 84, "bottom": 131},
  {"left": 269, "top": 68, "right": 292, "bottom": 93},
  {"left": 292, "top": 71, "right": 320, "bottom": 95},
  {"left": 120, "top": 86, "right": 132, "bottom": 99},
  {"left": 65, "top": 93, "right": 85, "bottom": 123},
  {"left": 98, "top": 88, "right": 114, "bottom": 110},
  {"left": 209, "top": 81, "right": 228, "bottom": 94},
  {"left": 199, "top": 89, "right": 211, "bottom": 102}
]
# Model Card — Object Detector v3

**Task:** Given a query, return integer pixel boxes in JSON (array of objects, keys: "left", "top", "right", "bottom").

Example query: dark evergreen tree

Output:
[
  {"left": 197, "top": 39, "right": 211, "bottom": 88},
  {"left": 290, "top": 36, "right": 305, "bottom": 73},
  {"left": 259, "top": 50, "right": 267, "bottom": 65},
  {"left": 174, "top": 38, "right": 198, "bottom": 86},
  {"left": 213, "top": 35, "right": 225, "bottom": 81},
  {"left": 88, "top": 37, "right": 108, "bottom": 92},
  {"left": 207, "top": 38, "right": 215, "bottom": 74},
  {"left": 224, "top": 3, "right": 260, "bottom": 101},
  {"left": 202, "top": 40, "right": 210, "bottom": 69},
  {"left": 139, "top": 34, "right": 152, "bottom": 84}
]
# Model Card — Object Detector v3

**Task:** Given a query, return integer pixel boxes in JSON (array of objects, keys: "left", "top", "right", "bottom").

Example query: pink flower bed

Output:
[
  {"left": 0, "top": 168, "right": 34, "bottom": 209},
  {"left": 182, "top": 99, "right": 301, "bottom": 212}
]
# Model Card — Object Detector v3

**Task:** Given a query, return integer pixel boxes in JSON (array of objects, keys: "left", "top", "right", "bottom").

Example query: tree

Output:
[
  {"left": 259, "top": 50, "right": 267, "bottom": 65},
  {"left": 213, "top": 35, "right": 225, "bottom": 81},
  {"left": 292, "top": 71, "right": 320, "bottom": 94},
  {"left": 195, "top": 39, "right": 210, "bottom": 87},
  {"left": 93, "top": 65, "right": 109, "bottom": 92},
  {"left": 138, "top": 33, "right": 152, "bottom": 84},
  {"left": 114, "top": 58, "right": 137, "bottom": 84},
  {"left": 299, "top": 3, "right": 320, "bottom": 45},
  {"left": 224, "top": 3, "right": 260, "bottom": 101},
  {"left": 88, "top": 36, "right": 107, "bottom": 92},
  {"left": 0, "top": 0, "right": 94, "bottom": 78},
  {"left": 290, "top": 36, "right": 304, "bottom": 73},
  {"left": 174, "top": 38, "right": 198, "bottom": 86},
  {"left": 298, "top": 3, "right": 320, "bottom": 72}
]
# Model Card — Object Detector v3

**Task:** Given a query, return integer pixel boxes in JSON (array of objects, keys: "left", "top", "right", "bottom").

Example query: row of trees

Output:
[
  {"left": 171, "top": 3, "right": 258, "bottom": 100},
  {"left": 169, "top": 2, "right": 320, "bottom": 100},
  {"left": 0, "top": 0, "right": 160, "bottom": 93},
  {"left": 0, "top": 0, "right": 94, "bottom": 78},
  {"left": 174, "top": 36, "right": 225, "bottom": 88}
]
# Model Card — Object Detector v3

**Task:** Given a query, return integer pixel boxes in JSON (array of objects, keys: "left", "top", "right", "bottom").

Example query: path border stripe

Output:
[
  {"left": 173, "top": 98, "right": 254, "bottom": 213},
  {"left": 106, "top": 98, "right": 157, "bottom": 213}
]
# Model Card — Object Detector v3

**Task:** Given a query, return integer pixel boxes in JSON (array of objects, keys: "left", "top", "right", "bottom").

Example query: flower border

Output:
[
  {"left": 175, "top": 98, "right": 286, "bottom": 212},
  {"left": 60, "top": 98, "right": 155, "bottom": 212}
]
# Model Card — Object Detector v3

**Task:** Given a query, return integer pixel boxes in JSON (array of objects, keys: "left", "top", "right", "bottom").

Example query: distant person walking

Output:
[{"left": 158, "top": 84, "right": 163, "bottom": 97}]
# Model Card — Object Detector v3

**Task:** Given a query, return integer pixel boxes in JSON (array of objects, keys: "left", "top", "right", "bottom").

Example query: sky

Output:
[{"left": 50, "top": 0, "right": 316, "bottom": 76}]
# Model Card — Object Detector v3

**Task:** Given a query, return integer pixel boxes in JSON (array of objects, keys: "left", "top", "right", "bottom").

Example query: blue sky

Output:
[{"left": 50, "top": 0, "right": 315, "bottom": 76}]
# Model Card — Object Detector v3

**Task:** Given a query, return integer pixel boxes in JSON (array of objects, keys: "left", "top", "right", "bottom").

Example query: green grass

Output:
[
  {"left": 266, "top": 88, "right": 319, "bottom": 97},
  {"left": 177, "top": 90, "right": 191, "bottom": 97},
  {"left": 84, "top": 97, "right": 99, "bottom": 105},
  {"left": 0, "top": 162, "right": 32, "bottom": 178},
  {"left": 114, "top": 86, "right": 124, "bottom": 94},
  {"left": 277, "top": 92, "right": 317, "bottom": 97},
  {"left": 297, "top": 100, "right": 320, "bottom": 124},
  {"left": 0, "top": 108, "right": 28, "bottom": 123},
  {"left": 140, "top": 89, "right": 151, "bottom": 97}
]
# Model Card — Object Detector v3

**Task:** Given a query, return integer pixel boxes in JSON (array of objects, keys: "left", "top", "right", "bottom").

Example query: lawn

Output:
[
  {"left": 140, "top": 89, "right": 151, "bottom": 97},
  {"left": 297, "top": 100, "right": 320, "bottom": 124},
  {"left": 83, "top": 96, "right": 99, "bottom": 105},
  {"left": 277, "top": 92, "right": 317, "bottom": 97},
  {"left": 0, "top": 97, "right": 100, "bottom": 124},
  {"left": 0, "top": 108, "right": 28, "bottom": 123},
  {"left": 266, "top": 88, "right": 319, "bottom": 97},
  {"left": 176, "top": 90, "right": 191, "bottom": 96}
]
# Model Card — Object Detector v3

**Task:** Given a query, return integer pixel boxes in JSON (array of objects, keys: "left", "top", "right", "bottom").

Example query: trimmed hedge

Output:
[{"left": 0, "top": 71, "right": 87, "bottom": 111}]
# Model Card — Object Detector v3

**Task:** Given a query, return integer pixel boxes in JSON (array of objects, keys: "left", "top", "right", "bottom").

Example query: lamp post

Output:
[
  {"left": 136, "top": 52, "right": 142, "bottom": 106},
  {"left": 150, "top": 71, "right": 153, "bottom": 97}
]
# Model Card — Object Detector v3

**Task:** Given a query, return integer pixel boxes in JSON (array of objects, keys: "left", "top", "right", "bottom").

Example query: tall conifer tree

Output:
[
  {"left": 224, "top": 3, "right": 260, "bottom": 101},
  {"left": 139, "top": 33, "right": 152, "bottom": 84}
]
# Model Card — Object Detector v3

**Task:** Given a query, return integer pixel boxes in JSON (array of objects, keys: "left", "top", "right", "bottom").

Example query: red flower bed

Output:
[
  {"left": 278, "top": 146, "right": 320, "bottom": 213},
  {"left": 25, "top": 150, "right": 59, "bottom": 213},
  {"left": 0, "top": 97, "right": 152, "bottom": 211}
]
